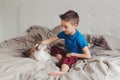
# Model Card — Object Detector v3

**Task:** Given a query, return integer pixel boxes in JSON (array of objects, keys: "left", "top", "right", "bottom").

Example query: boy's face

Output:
[{"left": 61, "top": 20, "right": 78, "bottom": 35}]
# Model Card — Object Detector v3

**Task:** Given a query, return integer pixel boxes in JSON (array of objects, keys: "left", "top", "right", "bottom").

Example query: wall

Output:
[
  {"left": 0, "top": 0, "right": 120, "bottom": 42},
  {"left": 1, "top": 0, "right": 19, "bottom": 42},
  {"left": 0, "top": 0, "right": 3, "bottom": 42}
]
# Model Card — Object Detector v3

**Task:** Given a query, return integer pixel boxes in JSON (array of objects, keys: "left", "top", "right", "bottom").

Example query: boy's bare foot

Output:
[{"left": 49, "top": 71, "right": 66, "bottom": 76}]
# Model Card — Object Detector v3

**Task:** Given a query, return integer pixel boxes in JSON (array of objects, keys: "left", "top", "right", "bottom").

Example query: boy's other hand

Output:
[{"left": 66, "top": 53, "right": 75, "bottom": 57}]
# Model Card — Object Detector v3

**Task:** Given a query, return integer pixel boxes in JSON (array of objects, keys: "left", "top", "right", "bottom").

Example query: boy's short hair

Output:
[{"left": 59, "top": 10, "right": 79, "bottom": 25}]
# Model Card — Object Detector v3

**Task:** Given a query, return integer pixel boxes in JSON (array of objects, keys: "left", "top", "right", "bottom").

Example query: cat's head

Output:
[{"left": 37, "top": 44, "right": 47, "bottom": 50}]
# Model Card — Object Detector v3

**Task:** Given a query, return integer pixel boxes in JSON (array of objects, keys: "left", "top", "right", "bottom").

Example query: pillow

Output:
[
  {"left": 27, "top": 25, "right": 50, "bottom": 41},
  {"left": 47, "top": 25, "right": 63, "bottom": 38},
  {"left": 85, "top": 34, "right": 111, "bottom": 50},
  {"left": 104, "top": 35, "right": 120, "bottom": 50},
  {"left": 85, "top": 34, "right": 120, "bottom": 50}
]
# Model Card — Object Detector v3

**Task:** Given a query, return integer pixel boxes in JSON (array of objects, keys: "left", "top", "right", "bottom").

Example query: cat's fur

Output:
[{"left": 30, "top": 44, "right": 51, "bottom": 62}]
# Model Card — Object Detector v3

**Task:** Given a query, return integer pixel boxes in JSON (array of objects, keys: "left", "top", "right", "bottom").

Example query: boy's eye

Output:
[
  {"left": 62, "top": 25, "right": 68, "bottom": 28},
  {"left": 64, "top": 26, "right": 68, "bottom": 28},
  {"left": 61, "top": 25, "right": 68, "bottom": 29}
]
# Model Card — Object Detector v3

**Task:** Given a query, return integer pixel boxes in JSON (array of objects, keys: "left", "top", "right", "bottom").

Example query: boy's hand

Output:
[
  {"left": 29, "top": 47, "right": 36, "bottom": 57},
  {"left": 66, "top": 53, "right": 76, "bottom": 57}
]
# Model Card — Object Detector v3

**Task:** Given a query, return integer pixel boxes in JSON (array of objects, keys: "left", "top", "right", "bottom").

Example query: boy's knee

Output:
[{"left": 56, "top": 54, "right": 62, "bottom": 60}]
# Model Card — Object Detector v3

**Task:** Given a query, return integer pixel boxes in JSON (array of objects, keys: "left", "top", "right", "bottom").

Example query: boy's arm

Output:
[
  {"left": 29, "top": 36, "right": 59, "bottom": 56},
  {"left": 67, "top": 46, "right": 91, "bottom": 58},
  {"left": 41, "top": 36, "right": 59, "bottom": 44},
  {"left": 77, "top": 46, "right": 91, "bottom": 58}
]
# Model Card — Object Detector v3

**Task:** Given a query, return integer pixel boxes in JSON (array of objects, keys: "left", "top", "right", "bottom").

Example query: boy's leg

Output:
[
  {"left": 62, "top": 56, "right": 78, "bottom": 67},
  {"left": 49, "top": 56, "right": 78, "bottom": 76},
  {"left": 50, "top": 45, "right": 66, "bottom": 57},
  {"left": 50, "top": 45, "right": 66, "bottom": 68},
  {"left": 56, "top": 54, "right": 62, "bottom": 60},
  {"left": 49, "top": 64, "right": 69, "bottom": 76},
  {"left": 50, "top": 45, "right": 66, "bottom": 65}
]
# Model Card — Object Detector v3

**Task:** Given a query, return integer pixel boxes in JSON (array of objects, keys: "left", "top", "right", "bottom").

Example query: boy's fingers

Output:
[{"left": 66, "top": 54, "right": 71, "bottom": 57}]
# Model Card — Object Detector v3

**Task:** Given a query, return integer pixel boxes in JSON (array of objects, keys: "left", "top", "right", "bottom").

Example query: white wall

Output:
[
  {"left": 0, "top": 0, "right": 3, "bottom": 42},
  {"left": 0, "top": 0, "right": 120, "bottom": 42},
  {"left": 1, "top": 0, "right": 19, "bottom": 42}
]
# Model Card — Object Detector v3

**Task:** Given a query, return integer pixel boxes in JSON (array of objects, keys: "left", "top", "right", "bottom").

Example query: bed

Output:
[{"left": 0, "top": 25, "right": 120, "bottom": 80}]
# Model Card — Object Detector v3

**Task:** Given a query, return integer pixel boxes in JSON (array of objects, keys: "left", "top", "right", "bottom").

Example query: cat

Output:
[{"left": 30, "top": 43, "right": 51, "bottom": 62}]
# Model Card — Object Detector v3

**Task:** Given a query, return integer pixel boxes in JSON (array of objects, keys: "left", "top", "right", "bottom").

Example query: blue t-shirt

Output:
[{"left": 57, "top": 29, "right": 88, "bottom": 54}]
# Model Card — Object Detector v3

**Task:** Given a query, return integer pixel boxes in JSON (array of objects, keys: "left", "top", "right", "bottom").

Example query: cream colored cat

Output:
[{"left": 30, "top": 44, "right": 51, "bottom": 62}]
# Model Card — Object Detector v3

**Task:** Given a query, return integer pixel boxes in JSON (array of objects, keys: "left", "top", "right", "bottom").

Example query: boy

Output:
[{"left": 31, "top": 10, "right": 91, "bottom": 76}]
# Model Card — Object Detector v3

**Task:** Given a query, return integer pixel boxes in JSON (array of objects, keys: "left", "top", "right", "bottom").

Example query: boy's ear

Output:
[{"left": 74, "top": 24, "right": 78, "bottom": 28}]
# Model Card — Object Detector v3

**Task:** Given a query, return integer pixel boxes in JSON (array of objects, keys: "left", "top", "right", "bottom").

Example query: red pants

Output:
[{"left": 50, "top": 45, "right": 78, "bottom": 67}]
